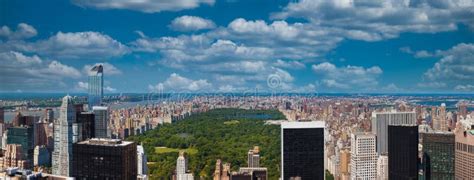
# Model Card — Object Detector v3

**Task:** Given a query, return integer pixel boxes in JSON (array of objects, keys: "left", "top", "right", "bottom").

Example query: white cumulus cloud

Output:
[
  {"left": 72, "top": 0, "right": 215, "bottom": 13},
  {"left": 170, "top": 16, "right": 216, "bottom": 31},
  {"left": 148, "top": 73, "right": 212, "bottom": 92},
  {"left": 312, "top": 62, "right": 382, "bottom": 90}
]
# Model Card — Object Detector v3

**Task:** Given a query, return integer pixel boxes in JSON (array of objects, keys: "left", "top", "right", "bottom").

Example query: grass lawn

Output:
[
  {"left": 155, "top": 147, "right": 198, "bottom": 155},
  {"left": 223, "top": 120, "right": 240, "bottom": 125}
]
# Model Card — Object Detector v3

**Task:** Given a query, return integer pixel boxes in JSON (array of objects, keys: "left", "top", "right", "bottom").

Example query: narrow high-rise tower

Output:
[
  {"left": 248, "top": 146, "right": 260, "bottom": 168},
  {"left": 176, "top": 151, "right": 188, "bottom": 175},
  {"left": 92, "top": 106, "right": 108, "bottom": 138},
  {"left": 52, "top": 95, "right": 77, "bottom": 176},
  {"left": 88, "top": 64, "right": 103, "bottom": 108}
]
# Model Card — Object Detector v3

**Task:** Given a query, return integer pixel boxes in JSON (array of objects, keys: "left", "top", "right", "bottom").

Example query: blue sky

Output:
[{"left": 1, "top": 0, "right": 473, "bottom": 93}]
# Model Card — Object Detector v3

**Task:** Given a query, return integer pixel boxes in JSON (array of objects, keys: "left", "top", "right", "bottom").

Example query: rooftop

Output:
[
  {"left": 281, "top": 121, "right": 325, "bottom": 129},
  {"left": 77, "top": 138, "right": 134, "bottom": 146}
]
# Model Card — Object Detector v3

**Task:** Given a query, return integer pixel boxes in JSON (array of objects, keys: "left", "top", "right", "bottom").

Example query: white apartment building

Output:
[{"left": 350, "top": 132, "right": 377, "bottom": 180}]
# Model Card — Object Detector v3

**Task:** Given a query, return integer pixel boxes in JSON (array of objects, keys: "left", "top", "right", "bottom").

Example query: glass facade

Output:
[
  {"left": 88, "top": 65, "right": 103, "bottom": 108},
  {"left": 282, "top": 128, "right": 324, "bottom": 180},
  {"left": 388, "top": 125, "right": 419, "bottom": 180},
  {"left": 72, "top": 140, "right": 137, "bottom": 179},
  {"left": 421, "top": 132, "right": 455, "bottom": 180}
]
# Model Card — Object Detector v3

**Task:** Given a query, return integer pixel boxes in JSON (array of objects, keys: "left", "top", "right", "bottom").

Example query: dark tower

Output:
[
  {"left": 281, "top": 121, "right": 325, "bottom": 180},
  {"left": 388, "top": 125, "right": 419, "bottom": 180}
]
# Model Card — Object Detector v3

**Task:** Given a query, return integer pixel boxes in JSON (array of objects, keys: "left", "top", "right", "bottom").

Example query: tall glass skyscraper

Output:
[{"left": 88, "top": 64, "right": 103, "bottom": 108}]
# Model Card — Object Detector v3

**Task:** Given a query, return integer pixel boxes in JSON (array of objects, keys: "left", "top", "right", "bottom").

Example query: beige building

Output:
[
  {"left": 455, "top": 126, "right": 474, "bottom": 179},
  {"left": 339, "top": 149, "right": 350, "bottom": 175},
  {"left": 0, "top": 144, "right": 28, "bottom": 169},
  {"left": 214, "top": 159, "right": 230, "bottom": 180}
]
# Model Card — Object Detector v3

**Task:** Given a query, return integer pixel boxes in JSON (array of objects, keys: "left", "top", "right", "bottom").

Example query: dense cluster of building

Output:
[{"left": 0, "top": 64, "right": 472, "bottom": 179}]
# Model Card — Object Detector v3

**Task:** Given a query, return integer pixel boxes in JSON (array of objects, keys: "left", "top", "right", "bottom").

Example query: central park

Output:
[{"left": 127, "top": 108, "right": 286, "bottom": 179}]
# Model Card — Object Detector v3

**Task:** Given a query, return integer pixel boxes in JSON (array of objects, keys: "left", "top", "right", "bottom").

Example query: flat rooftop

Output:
[
  {"left": 281, "top": 121, "right": 325, "bottom": 129},
  {"left": 77, "top": 138, "right": 134, "bottom": 146},
  {"left": 92, "top": 106, "right": 108, "bottom": 110}
]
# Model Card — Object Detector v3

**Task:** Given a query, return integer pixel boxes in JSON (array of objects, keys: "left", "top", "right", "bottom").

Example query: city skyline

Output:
[{"left": 1, "top": 0, "right": 474, "bottom": 93}]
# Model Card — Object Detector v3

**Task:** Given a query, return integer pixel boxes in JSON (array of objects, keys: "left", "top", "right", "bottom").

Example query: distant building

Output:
[
  {"left": 93, "top": 106, "right": 108, "bottom": 138},
  {"left": 434, "top": 103, "right": 447, "bottom": 131},
  {"left": 34, "top": 120, "right": 49, "bottom": 147},
  {"left": 372, "top": 111, "right": 416, "bottom": 155},
  {"left": 388, "top": 125, "right": 418, "bottom": 179},
  {"left": 176, "top": 151, "right": 194, "bottom": 180},
  {"left": 247, "top": 146, "right": 260, "bottom": 168},
  {"left": 137, "top": 145, "right": 148, "bottom": 178},
  {"left": 7, "top": 126, "right": 34, "bottom": 160},
  {"left": 52, "top": 95, "right": 77, "bottom": 176},
  {"left": 0, "top": 106, "right": 4, "bottom": 124},
  {"left": 177, "top": 173, "right": 194, "bottom": 180},
  {"left": 231, "top": 167, "right": 267, "bottom": 180},
  {"left": 242, "top": 167, "right": 267, "bottom": 180},
  {"left": 213, "top": 159, "right": 230, "bottom": 180},
  {"left": 12, "top": 113, "right": 38, "bottom": 127},
  {"left": 33, "top": 145, "right": 50, "bottom": 167},
  {"left": 76, "top": 111, "right": 95, "bottom": 140},
  {"left": 454, "top": 124, "right": 474, "bottom": 179},
  {"left": 420, "top": 132, "right": 455, "bottom": 180},
  {"left": 281, "top": 121, "right": 325, "bottom": 180},
  {"left": 72, "top": 138, "right": 137, "bottom": 179},
  {"left": 88, "top": 64, "right": 103, "bottom": 108},
  {"left": 339, "top": 149, "right": 350, "bottom": 176},
  {"left": 350, "top": 132, "right": 377, "bottom": 179},
  {"left": 457, "top": 102, "right": 468, "bottom": 119},
  {"left": 44, "top": 108, "right": 54, "bottom": 123},
  {"left": 377, "top": 154, "right": 388, "bottom": 180},
  {"left": 0, "top": 144, "right": 28, "bottom": 169}
]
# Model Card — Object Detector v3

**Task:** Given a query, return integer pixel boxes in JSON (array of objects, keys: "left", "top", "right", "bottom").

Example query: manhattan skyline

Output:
[{"left": 1, "top": 0, "right": 474, "bottom": 93}]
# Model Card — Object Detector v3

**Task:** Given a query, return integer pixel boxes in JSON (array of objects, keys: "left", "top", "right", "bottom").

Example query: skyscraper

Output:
[
  {"left": 6, "top": 126, "right": 34, "bottom": 160},
  {"left": 71, "top": 138, "right": 137, "bottom": 179},
  {"left": 247, "top": 146, "right": 260, "bottom": 168},
  {"left": 457, "top": 102, "right": 468, "bottom": 119},
  {"left": 454, "top": 125, "right": 474, "bottom": 179},
  {"left": 44, "top": 108, "right": 54, "bottom": 123},
  {"left": 176, "top": 151, "right": 188, "bottom": 175},
  {"left": 438, "top": 103, "right": 447, "bottom": 131},
  {"left": 371, "top": 111, "right": 416, "bottom": 155},
  {"left": 350, "top": 132, "right": 377, "bottom": 180},
  {"left": 388, "top": 125, "right": 418, "bottom": 180},
  {"left": 0, "top": 106, "right": 4, "bottom": 124},
  {"left": 281, "top": 121, "right": 325, "bottom": 180},
  {"left": 420, "top": 132, "right": 455, "bottom": 180},
  {"left": 33, "top": 145, "right": 50, "bottom": 167},
  {"left": 34, "top": 120, "right": 49, "bottom": 147},
  {"left": 52, "top": 95, "right": 76, "bottom": 176},
  {"left": 88, "top": 64, "right": 103, "bottom": 108},
  {"left": 76, "top": 111, "right": 95, "bottom": 140},
  {"left": 93, "top": 106, "right": 108, "bottom": 138},
  {"left": 176, "top": 151, "right": 194, "bottom": 180},
  {"left": 377, "top": 154, "right": 388, "bottom": 180},
  {"left": 137, "top": 145, "right": 148, "bottom": 178}
]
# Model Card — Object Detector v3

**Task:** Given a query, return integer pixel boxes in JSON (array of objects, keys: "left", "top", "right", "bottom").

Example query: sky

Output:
[{"left": 0, "top": 0, "right": 473, "bottom": 93}]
